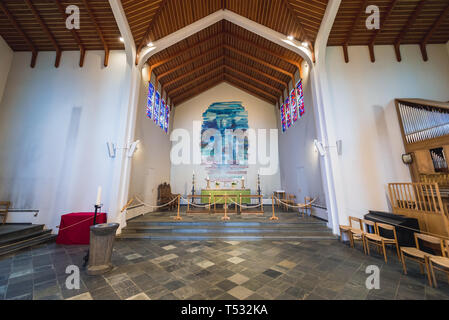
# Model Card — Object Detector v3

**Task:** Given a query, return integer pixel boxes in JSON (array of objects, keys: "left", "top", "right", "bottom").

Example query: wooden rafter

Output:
[
  {"left": 224, "top": 79, "right": 276, "bottom": 105},
  {"left": 163, "top": 56, "right": 224, "bottom": 88},
  {"left": 224, "top": 65, "right": 282, "bottom": 95},
  {"left": 224, "top": 73, "right": 277, "bottom": 102},
  {"left": 136, "top": 0, "right": 170, "bottom": 65},
  {"left": 225, "top": 32, "right": 301, "bottom": 69},
  {"left": 81, "top": 0, "right": 109, "bottom": 67},
  {"left": 168, "top": 65, "right": 224, "bottom": 96},
  {"left": 223, "top": 44, "right": 294, "bottom": 79},
  {"left": 173, "top": 76, "right": 224, "bottom": 105},
  {"left": 224, "top": 55, "right": 288, "bottom": 87},
  {"left": 156, "top": 45, "right": 222, "bottom": 81},
  {"left": 394, "top": 0, "right": 427, "bottom": 62},
  {"left": 282, "top": 0, "right": 315, "bottom": 62},
  {"left": 281, "top": 0, "right": 310, "bottom": 43},
  {"left": 148, "top": 33, "right": 223, "bottom": 73},
  {"left": 420, "top": 2, "right": 449, "bottom": 62},
  {"left": 342, "top": 0, "right": 368, "bottom": 63},
  {"left": 54, "top": 0, "right": 85, "bottom": 67},
  {"left": 368, "top": 0, "right": 398, "bottom": 62},
  {"left": 25, "top": 0, "right": 61, "bottom": 67},
  {"left": 0, "top": 2, "right": 37, "bottom": 67}
]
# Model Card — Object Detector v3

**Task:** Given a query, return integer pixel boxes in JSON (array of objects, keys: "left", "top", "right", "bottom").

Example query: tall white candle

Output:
[
  {"left": 242, "top": 176, "right": 245, "bottom": 180},
  {"left": 96, "top": 186, "right": 102, "bottom": 205}
]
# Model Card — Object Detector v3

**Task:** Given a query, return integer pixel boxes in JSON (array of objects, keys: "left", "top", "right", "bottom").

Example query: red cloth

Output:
[{"left": 56, "top": 212, "right": 107, "bottom": 245}]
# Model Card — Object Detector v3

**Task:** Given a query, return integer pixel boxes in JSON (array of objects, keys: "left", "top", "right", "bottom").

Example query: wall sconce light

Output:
[
  {"left": 336, "top": 140, "right": 342, "bottom": 156},
  {"left": 127, "top": 140, "right": 140, "bottom": 158},
  {"left": 402, "top": 153, "right": 413, "bottom": 165},
  {"left": 107, "top": 142, "right": 116, "bottom": 158},
  {"left": 314, "top": 139, "right": 326, "bottom": 156}
]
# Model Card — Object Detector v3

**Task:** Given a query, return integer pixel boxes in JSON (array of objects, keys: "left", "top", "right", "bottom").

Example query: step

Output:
[
  {"left": 0, "top": 224, "right": 45, "bottom": 244},
  {"left": 0, "top": 230, "right": 56, "bottom": 256},
  {"left": 126, "top": 221, "right": 327, "bottom": 227},
  {"left": 121, "top": 226, "right": 331, "bottom": 234},
  {"left": 117, "top": 233, "right": 337, "bottom": 241}
]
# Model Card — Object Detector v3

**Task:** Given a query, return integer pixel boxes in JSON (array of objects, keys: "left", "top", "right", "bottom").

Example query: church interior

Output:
[{"left": 0, "top": 0, "right": 448, "bottom": 302}]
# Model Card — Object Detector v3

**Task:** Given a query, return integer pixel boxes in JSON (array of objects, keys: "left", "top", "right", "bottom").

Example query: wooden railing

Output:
[
  {"left": 388, "top": 182, "right": 449, "bottom": 237},
  {"left": 420, "top": 173, "right": 449, "bottom": 188}
]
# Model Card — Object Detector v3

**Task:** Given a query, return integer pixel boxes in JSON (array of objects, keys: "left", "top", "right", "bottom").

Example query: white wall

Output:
[
  {"left": 127, "top": 71, "right": 172, "bottom": 218},
  {"left": 170, "top": 82, "right": 281, "bottom": 198},
  {"left": 0, "top": 50, "right": 128, "bottom": 231},
  {"left": 0, "top": 36, "right": 13, "bottom": 104},
  {"left": 326, "top": 44, "right": 449, "bottom": 221},
  {"left": 278, "top": 63, "right": 327, "bottom": 219}
]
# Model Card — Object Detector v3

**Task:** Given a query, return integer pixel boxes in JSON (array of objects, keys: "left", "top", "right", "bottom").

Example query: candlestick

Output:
[{"left": 95, "top": 186, "right": 102, "bottom": 205}]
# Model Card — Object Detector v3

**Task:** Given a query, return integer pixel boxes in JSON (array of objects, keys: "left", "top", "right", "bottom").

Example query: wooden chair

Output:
[
  {"left": 157, "top": 183, "right": 178, "bottom": 211},
  {"left": 0, "top": 201, "right": 10, "bottom": 224},
  {"left": 364, "top": 223, "right": 401, "bottom": 263},
  {"left": 301, "top": 196, "right": 312, "bottom": 217},
  {"left": 339, "top": 216, "right": 362, "bottom": 246},
  {"left": 284, "top": 194, "right": 296, "bottom": 212},
  {"left": 349, "top": 219, "right": 377, "bottom": 254},
  {"left": 428, "top": 240, "right": 449, "bottom": 288},
  {"left": 400, "top": 233, "right": 445, "bottom": 286}
]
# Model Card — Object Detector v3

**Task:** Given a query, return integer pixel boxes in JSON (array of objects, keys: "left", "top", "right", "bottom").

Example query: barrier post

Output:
[
  {"left": 222, "top": 195, "right": 230, "bottom": 221},
  {"left": 174, "top": 195, "right": 182, "bottom": 221},
  {"left": 270, "top": 195, "right": 279, "bottom": 221}
]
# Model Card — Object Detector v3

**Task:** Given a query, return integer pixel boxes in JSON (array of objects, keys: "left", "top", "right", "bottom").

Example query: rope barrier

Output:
[
  {"left": 274, "top": 196, "right": 317, "bottom": 209},
  {"left": 227, "top": 197, "right": 263, "bottom": 209},
  {"left": 180, "top": 196, "right": 215, "bottom": 208},
  {"left": 134, "top": 195, "right": 179, "bottom": 209}
]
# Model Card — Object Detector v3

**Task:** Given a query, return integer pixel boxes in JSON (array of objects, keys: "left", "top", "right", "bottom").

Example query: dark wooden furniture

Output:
[
  {"left": 157, "top": 183, "right": 178, "bottom": 211},
  {"left": 364, "top": 210, "right": 420, "bottom": 246},
  {"left": 0, "top": 201, "right": 10, "bottom": 224}
]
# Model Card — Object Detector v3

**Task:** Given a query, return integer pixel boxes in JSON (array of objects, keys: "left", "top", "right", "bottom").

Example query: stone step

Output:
[
  {"left": 121, "top": 226, "right": 331, "bottom": 234},
  {"left": 126, "top": 220, "right": 327, "bottom": 227},
  {"left": 117, "top": 232, "right": 337, "bottom": 241},
  {"left": 0, "top": 224, "right": 45, "bottom": 244},
  {"left": 0, "top": 230, "right": 57, "bottom": 256}
]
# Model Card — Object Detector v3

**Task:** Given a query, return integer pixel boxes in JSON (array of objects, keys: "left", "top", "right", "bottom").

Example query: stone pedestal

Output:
[{"left": 87, "top": 223, "right": 119, "bottom": 275}]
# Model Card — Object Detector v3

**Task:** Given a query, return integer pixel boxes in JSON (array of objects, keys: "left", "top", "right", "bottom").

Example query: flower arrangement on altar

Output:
[
  {"left": 215, "top": 181, "right": 220, "bottom": 188},
  {"left": 231, "top": 181, "right": 237, "bottom": 189}
]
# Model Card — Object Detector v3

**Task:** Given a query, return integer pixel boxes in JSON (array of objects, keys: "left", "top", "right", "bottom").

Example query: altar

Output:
[{"left": 201, "top": 189, "right": 251, "bottom": 204}]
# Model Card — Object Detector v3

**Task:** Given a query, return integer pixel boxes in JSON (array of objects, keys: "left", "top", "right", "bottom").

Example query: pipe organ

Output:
[{"left": 396, "top": 99, "right": 449, "bottom": 185}]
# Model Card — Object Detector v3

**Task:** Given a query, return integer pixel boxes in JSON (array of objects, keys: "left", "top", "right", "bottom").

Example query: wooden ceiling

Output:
[
  {"left": 122, "top": 0, "right": 329, "bottom": 64},
  {"left": 0, "top": 0, "right": 124, "bottom": 67},
  {"left": 328, "top": 0, "right": 449, "bottom": 62},
  {"left": 145, "top": 20, "right": 303, "bottom": 106}
]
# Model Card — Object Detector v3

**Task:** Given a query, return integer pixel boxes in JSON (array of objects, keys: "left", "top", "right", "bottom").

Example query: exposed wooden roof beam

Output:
[
  {"left": 173, "top": 76, "right": 224, "bottom": 105},
  {"left": 148, "top": 33, "right": 223, "bottom": 74},
  {"left": 368, "top": 0, "right": 398, "bottom": 62},
  {"left": 394, "top": 0, "right": 427, "bottom": 62},
  {"left": 163, "top": 56, "right": 224, "bottom": 88},
  {"left": 223, "top": 44, "right": 294, "bottom": 79},
  {"left": 224, "top": 65, "right": 282, "bottom": 95},
  {"left": 282, "top": 0, "right": 310, "bottom": 43},
  {"left": 156, "top": 45, "right": 223, "bottom": 81},
  {"left": 136, "top": 0, "right": 170, "bottom": 65},
  {"left": 25, "top": 0, "right": 61, "bottom": 67},
  {"left": 168, "top": 65, "right": 224, "bottom": 96},
  {"left": 224, "top": 73, "right": 278, "bottom": 102},
  {"left": 224, "top": 78, "right": 276, "bottom": 105},
  {"left": 342, "top": 0, "right": 368, "bottom": 63},
  {"left": 420, "top": 2, "right": 449, "bottom": 61},
  {"left": 81, "top": 0, "right": 109, "bottom": 67},
  {"left": 225, "top": 32, "right": 301, "bottom": 68},
  {"left": 0, "top": 2, "right": 37, "bottom": 67},
  {"left": 224, "top": 55, "right": 288, "bottom": 87},
  {"left": 54, "top": 0, "right": 85, "bottom": 67}
]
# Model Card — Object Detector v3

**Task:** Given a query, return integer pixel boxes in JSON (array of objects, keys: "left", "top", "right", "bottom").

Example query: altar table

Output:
[
  {"left": 201, "top": 189, "right": 251, "bottom": 204},
  {"left": 56, "top": 212, "right": 107, "bottom": 245}
]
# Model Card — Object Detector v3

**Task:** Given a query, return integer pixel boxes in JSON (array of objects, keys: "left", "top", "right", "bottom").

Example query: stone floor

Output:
[{"left": 1, "top": 238, "right": 449, "bottom": 300}]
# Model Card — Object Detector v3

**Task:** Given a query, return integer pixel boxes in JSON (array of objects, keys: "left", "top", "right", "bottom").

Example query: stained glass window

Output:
[
  {"left": 296, "top": 80, "right": 305, "bottom": 117},
  {"left": 154, "top": 91, "right": 160, "bottom": 125},
  {"left": 285, "top": 97, "right": 291, "bottom": 128},
  {"left": 160, "top": 99, "right": 166, "bottom": 129},
  {"left": 291, "top": 88, "right": 298, "bottom": 123},
  {"left": 280, "top": 103, "right": 286, "bottom": 132},
  {"left": 146, "top": 82, "right": 154, "bottom": 119}
]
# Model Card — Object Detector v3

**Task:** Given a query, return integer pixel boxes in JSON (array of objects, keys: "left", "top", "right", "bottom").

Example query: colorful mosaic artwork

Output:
[{"left": 201, "top": 101, "right": 249, "bottom": 181}]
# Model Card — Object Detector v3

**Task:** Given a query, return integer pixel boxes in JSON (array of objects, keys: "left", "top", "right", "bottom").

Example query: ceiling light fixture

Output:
[
  {"left": 147, "top": 42, "right": 154, "bottom": 47},
  {"left": 119, "top": 37, "right": 124, "bottom": 43},
  {"left": 301, "top": 41, "right": 309, "bottom": 48},
  {"left": 287, "top": 35, "right": 294, "bottom": 41}
]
